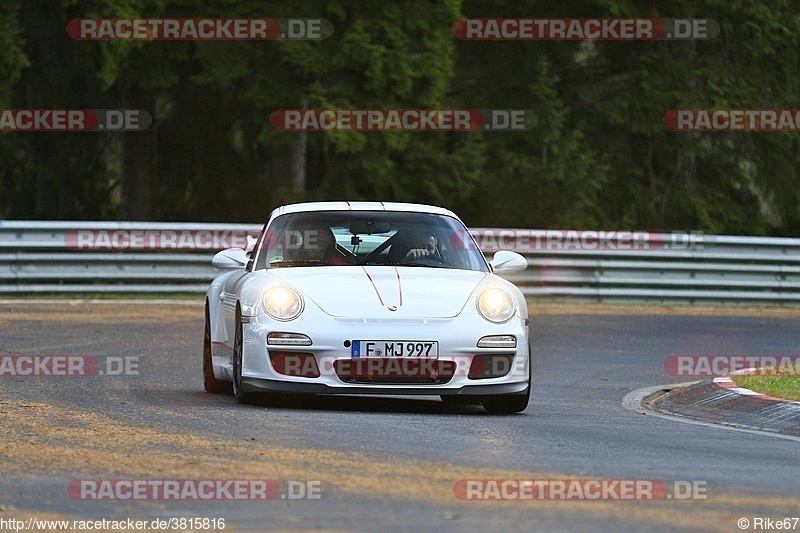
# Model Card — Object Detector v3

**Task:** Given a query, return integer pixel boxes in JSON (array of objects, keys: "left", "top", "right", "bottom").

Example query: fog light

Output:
[
  {"left": 268, "top": 332, "right": 312, "bottom": 346},
  {"left": 477, "top": 335, "right": 516, "bottom": 348}
]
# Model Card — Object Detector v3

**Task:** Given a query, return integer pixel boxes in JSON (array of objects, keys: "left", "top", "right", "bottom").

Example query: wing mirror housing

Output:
[
  {"left": 212, "top": 248, "right": 248, "bottom": 270},
  {"left": 489, "top": 250, "right": 527, "bottom": 273}
]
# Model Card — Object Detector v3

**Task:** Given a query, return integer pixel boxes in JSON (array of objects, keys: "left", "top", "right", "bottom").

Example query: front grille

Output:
[{"left": 335, "top": 358, "right": 457, "bottom": 384}]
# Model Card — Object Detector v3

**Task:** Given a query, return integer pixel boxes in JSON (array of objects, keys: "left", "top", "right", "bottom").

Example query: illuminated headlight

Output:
[
  {"left": 262, "top": 286, "right": 304, "bottom": 321},
  {"left": 477, "top": 288, "right": 516, "bottom": 323}
]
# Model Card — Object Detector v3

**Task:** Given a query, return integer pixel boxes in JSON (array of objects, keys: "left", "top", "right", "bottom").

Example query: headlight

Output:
[
  {"left": 477, "top": 288, "right": 516, "bottom": 323},
  {"left": 262, "top": 285, "right": 304, "bottom": 321}
]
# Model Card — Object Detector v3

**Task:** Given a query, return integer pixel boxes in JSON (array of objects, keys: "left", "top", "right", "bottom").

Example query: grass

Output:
[{"left": 731, "top": 375, "right": 800, "bottom": 401}]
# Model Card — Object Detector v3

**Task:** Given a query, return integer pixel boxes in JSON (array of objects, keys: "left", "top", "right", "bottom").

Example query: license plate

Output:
[{"left": 351, "top": 341, "right": 438, "bottom": 358}]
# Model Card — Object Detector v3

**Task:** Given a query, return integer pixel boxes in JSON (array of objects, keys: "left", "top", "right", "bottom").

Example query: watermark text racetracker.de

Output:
[
  {"left": 664, "top": 109, "right": 800, "bottom": 131},
  {"left": 665, "top": 355, "right": 800, "bottom": 377},
  {"left": 0, "top": 109, "right": 151, "bottom": 131},
  {"left": 62, "top": 227, "right": 704, "bottom": 253},
  {"left": 0, "top": 355, "right": 139, "bottom": 377},
  {"left": 67, "top": 18, "right": 333, "bottom": 40},
  {"left": 453, "top": 18, "right": 719, "bottom": 40},
  {"left": 269, "top": 353, "right": 522, "bottom": 380},
  {"left": 270, "top": 109, "right": 536, "bottom": 131},
  {"left": 454, "top": 479, "right": 709, "bottom": 500},
  {"left": 64, "top": 228, "right": 256, "bottom": 251},
  {"left": 458, "top": 229, "right": 704, "bottom": 252},
  {"left": 68, "top": 479, "right": 323, "bottom": 501}
]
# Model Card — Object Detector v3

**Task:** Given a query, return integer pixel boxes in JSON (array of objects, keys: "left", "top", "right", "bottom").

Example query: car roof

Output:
[{"left": 269, "top": 201, "right": 460, "bottom": 220}]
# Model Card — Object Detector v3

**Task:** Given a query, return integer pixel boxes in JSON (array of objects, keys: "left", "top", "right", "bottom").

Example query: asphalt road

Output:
[{"left": 0, "top": 302, "right": 798, "bottom": 532}]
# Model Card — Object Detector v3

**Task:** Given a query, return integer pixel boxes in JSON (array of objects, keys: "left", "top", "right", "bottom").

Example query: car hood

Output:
[{"left": 269, "top": 266, "right": 487, "bottom": 318}]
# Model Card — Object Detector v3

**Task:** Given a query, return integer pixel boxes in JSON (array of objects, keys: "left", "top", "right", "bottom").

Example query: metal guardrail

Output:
[{"left": 2, "top": 221, "right": 800, "bottom": 304}]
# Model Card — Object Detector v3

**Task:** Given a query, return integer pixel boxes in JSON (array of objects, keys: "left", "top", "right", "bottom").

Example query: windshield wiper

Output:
[
  {"left": 268, "top": 259, "right": 328, "bottom": 267},
  {"left": 396, "top": 261, "right": 449, "bottom": 268}
]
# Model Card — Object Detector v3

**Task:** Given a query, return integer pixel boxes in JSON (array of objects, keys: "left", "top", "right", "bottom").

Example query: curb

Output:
[
  {"left": 712, "top": 375, "right": 800, "bottom": 405},
  {"left": 650, "top": 379, "right": 800, "bottom": 436}
]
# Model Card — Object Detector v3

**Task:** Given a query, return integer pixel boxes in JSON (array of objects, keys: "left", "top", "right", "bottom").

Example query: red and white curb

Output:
[
  {"left": 713, "top": 368, "right": 800, "bottom": 405},
  {"left": 626, "top": 366, "right": 800, "bottom": 438},
  {"left": 623, "top": 382, "right": 800, "bottom": 442}
]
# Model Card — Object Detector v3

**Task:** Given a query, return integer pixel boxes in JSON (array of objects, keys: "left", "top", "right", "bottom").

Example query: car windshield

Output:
[{"left": 255, "top": 211, "right": 488, "bottom": 272}]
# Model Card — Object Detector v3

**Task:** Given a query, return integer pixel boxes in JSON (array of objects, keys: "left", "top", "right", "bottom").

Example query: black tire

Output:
[
  {"left": 482, "top": 390, "right": 530, "bottom": 414},
  {"left": 482, "top": 357, "right": 531, "bottom": 414},
  {"left": 203, "top": 302, "right": 231, "bottom": 394},
  {"left": 232, "top": 309, "right": 257, "bottom": 404}
]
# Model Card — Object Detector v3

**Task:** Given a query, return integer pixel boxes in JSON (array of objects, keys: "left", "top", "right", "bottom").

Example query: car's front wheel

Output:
[
  {"left": 232, "top": 310, "right": 257, "bottom": 404},
  {"left": 482, "top": 390, "right": 529, "bottom": 414},
  {"left": 203, "top": 301, "right": 231, "bottom": 394}
]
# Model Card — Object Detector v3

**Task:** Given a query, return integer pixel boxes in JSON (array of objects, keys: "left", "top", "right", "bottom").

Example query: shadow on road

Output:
[{"left": 140, "top": 388, "right": 528, "bottom": 416}]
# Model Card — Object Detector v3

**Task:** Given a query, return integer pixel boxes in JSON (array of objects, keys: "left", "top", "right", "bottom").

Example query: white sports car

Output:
[{"left": 203, "top": 202, "right": 531, "bottom": 413}]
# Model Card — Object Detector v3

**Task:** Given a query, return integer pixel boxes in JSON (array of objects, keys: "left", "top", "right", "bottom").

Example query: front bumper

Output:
[
  {"left": 240, "top": 378, "right": 528, "bottom": 396},
  {"left": 234, "top": 310, "right": 530, "bottom": 395}
]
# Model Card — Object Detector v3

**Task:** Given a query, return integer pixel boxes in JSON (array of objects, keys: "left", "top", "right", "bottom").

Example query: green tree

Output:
[{"left": 0, "top": 0, "right": 116, "bottom": 220}]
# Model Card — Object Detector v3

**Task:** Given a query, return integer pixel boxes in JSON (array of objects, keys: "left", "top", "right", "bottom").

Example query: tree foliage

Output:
[{"left": 1, "top": 0, "right": 800, "bottom": 236}]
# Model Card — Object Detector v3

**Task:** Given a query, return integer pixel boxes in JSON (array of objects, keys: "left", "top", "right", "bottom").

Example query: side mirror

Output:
[
  {"left": 212, "top": 248, "right": 248, "bottom": 270},
  {"left": 245, "top": 235, "right": 258, "bottom": 253},
  {"left": 489, "top": 250, "right": 527, "bottom": 273}
]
